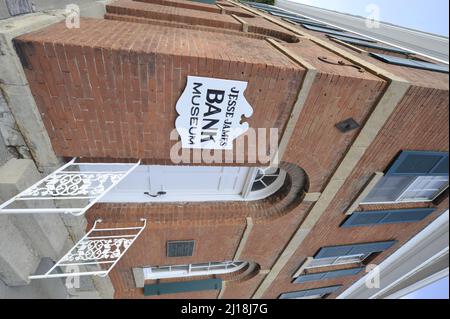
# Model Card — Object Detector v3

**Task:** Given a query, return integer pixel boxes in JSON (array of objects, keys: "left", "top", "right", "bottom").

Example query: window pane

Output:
[
  {"left": 152, "top": 267, "right": 171, "bottom": 273},
  {"left": 334, "top": 254, "right": 365, "bottom": 265},
  {"left": 363, "top": 176, "right": 415, "bottom": 203},
  {"left": 193, "top": 263, "right": 210, "bottom": 268},
  {"left": 398, "top": 176, "right": 448, "bottom": 201},
  {"left": 301, "top": 24, "right": 375, "bottom": 42},
  {"left": 369, "top": 53, "right": 449, "bottom": 73},
  {"left": 328, "top": 35, "right": 411, "bottom": 54},
  {"left": 262, "top": 175, "right": 278, "bottom": 186},
  {"left": 171, "top": 266, "right": 188, "bottom": 272},
  {"left": 400, "top": 190, "right": 435, "bottom": 201},
  {"left": 307, "top": 257, "right": 337, "bottom": 268},
  {"left": 251, "top": 180, "right": 266, "bottom": 191}
]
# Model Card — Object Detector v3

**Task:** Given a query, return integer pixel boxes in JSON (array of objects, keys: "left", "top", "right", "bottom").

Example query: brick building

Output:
[{"left": 0, "top": 0, "right": 448, "bottom": 299}]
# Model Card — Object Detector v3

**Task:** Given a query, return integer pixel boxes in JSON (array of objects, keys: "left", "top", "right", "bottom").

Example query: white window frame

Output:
[
  {"left": 396, "top": 176, "right": 448, "bottom": 202},
  {"left": 241, "top": 167, "right": 287, "bottom": 200},
  {"left": 305, "top": 253, "right": 367, "bottom": 270},
  {"left": 361, "top": 175, "right": 449, "bottom": 205},
  {"left": 143, "top": 261, "right": 247, "bottom": 280}
]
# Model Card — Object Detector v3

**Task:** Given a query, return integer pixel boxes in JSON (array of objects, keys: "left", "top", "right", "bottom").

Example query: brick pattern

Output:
[
  {"left": 283, "top": 73, "right": 386, "bottom": 192},
  {"left": 104, "top": 13, "right": 267, "bottom": 40},
  {"left": 243, "top": 16, "right": 300, "bottom": 43},
  {"left": 110, "top": 1, "right": 448, "bottom": 299},
  {"left": 263, "top": 85, "right": 449, "bottom": 299},
  {"left": 107, "top": 0, "right": 299, "bottom": 43},
  {"left": 106, "top": 0, "right": 242, "bottom": 31},
  {"left": 15, "top": 18, "right": 303, "bottom": 161},
  {"left": 135, "top": 0, "right": 255, "bottom": 17},
  {"left": 13, "top": 0, "right": 449, "bottom": 300},
  {"left": 135, "top": 0, "right": 223, "bottom": 13},
  {"left": 105, "top": 221, "right": 247, "bottom": 298}
]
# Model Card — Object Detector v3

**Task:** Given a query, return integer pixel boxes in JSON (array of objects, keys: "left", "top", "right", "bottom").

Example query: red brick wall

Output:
[
  {"left": 107, "top": 220, "right": 247, "bottom": 298},
  {"left": 106, "top": 0, "right": 242, "bottom": 31},
  {"left": 13, "top": 0, "right": 449, "bottom": 299},
  {"left": 106, "top": 0, "right": 299, "bottom": 43},
  {"left": 104, "top": 13, "right": 266, "bottom": 40},
  {"left": 135, "top": 0, "right": 223, "bottom": 13},
  {"left": 135, "top": 0, "right": 255, "bottom": 17},
  {"left": 14, "top": 18, "right": 304, "bottom": 163},
  {"left": 262, "top": 85, "right": 449, "bottom": 299}
]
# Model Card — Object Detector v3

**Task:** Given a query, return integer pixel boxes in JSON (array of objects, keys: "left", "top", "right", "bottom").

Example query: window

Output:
[
  {"left": 246, "top": 2, "right": 282, "bottom": 10},
  {"left": 301, "top": 24, "right": 376, "bottom": 42},
  {"left": 369, "top": 53, "right": 449, "bottom": 73},
  {"left": 143, "top": 261, "right": 247, "bottom": 280},
  {"left": 306, "top": 241, "right": 397, "bottom": 270},
  {"left": 328, "top": 35, "right": 412, "bottom": 55},
  {"left": 285, "top": 18, "right": 343, "bottom": 31},
  {"left": 250, "top": 167, "right": 284, "bottom": 191},
  {"left": 6, "top": 0, "right": 33, "bottom": 16},
  {"left": 396, "top": 176, "right": 448, "bottom": 201},
  {"left": 341, "top": 208, "right": 435, "bottom": 228},
  {"left": 268, "top": 11, "right": 313, "bottom": 22},
  {"left": 294, "top": 267, "right": 364, "bottom": 283},
  {"left": 279, "top": 285, "right": 342, "bottom": 299},
  {"left": 363, "top": 151, "right": 449, "bottom": 204},
  {"left": 306, "top": 254, "right": 366, "bottom": 269},
  {"left": 99, "top": 165, "right": 287, "bottom": 203},
  {"left": 167, "top": 240, "right": 195, "bottom": 257}
]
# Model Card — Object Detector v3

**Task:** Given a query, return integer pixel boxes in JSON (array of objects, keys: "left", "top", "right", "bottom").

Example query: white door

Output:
[{"left": 100, "top": 165, "right": 251, "bottom": 202}]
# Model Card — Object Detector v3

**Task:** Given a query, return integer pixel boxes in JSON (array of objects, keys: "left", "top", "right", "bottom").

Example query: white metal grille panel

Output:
[
  {"left": 29, "top": 219, "right": 147, "bottom": 279},
  {"left": 0, "top": 158, "right": 140, "bottom": 216}
]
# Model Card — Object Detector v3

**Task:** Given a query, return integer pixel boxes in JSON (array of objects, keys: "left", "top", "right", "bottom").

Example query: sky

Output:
[
  {"left": 402, "top": 276, "right": 449, "bottom": 299},
  {"left": 287, "top": 0, "right": 449, "bottom": 36}
]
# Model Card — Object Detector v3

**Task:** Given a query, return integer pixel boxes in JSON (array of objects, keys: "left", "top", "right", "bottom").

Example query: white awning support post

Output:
[
  {"left": 0, "top": 158, "right": 141, "bottom": 216},
  {"left": 29, "top": 218, "right": 147, "bottom": 280}
]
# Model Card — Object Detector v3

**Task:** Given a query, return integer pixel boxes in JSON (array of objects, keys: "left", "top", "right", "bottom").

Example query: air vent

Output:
[
  {"left": 335, "top": 118, "right": 360, "bottom": 133},
  {"left": 167, "top": 240, "right": 195, "bottom": 257}
]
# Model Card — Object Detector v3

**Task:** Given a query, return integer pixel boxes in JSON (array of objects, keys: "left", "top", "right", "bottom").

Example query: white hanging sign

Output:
[{"left": 175, "top": 76, "right": 253, "bottom": 150}]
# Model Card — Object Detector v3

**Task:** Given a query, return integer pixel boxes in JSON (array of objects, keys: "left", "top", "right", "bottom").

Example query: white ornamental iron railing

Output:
[
  {"left": 29, "top": 218, "right": 147, "bottom": 279},
  {"left": 0, "top": 158, "right": 140, "bottom": 216}
]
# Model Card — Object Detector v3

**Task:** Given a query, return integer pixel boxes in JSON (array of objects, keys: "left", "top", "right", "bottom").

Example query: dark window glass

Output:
[
  {"left": 328, "top": 35, "right": 411, "bottom": 54},
  {"left": 251, "top": 180, "right": 266, "bottom": 191},
  {"left": 301, "top": 24, "right": 375, "bottom": 42},
  {"left": 370, "top": 53, "right": 449, "bottom": 73}
]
